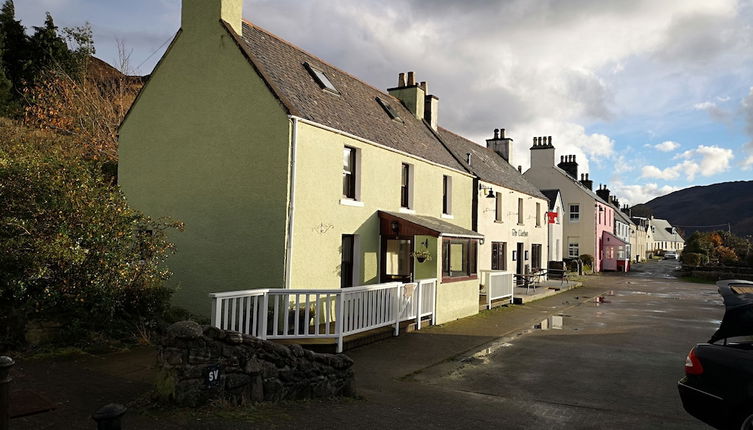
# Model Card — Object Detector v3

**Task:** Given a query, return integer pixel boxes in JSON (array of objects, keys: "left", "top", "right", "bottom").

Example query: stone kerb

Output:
[{"left": 157, "top": 321, "right": 356, "bottom": 407}]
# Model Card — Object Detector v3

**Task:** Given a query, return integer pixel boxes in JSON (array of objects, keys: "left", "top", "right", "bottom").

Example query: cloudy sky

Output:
[{"left": 17, "top": 0, "right": 753, "bottom": 205}]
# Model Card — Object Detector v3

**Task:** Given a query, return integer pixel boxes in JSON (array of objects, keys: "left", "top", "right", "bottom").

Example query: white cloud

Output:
[
  {"left": 643, "top": 144, "right": 733, "bottom": 180},
  {"left": 610, "top": 181, "right": 679, "bottom": 206},
  {"left": 654, "top": 140, "right": 680, "bottom": 152},
  {"left": 641, "top": 165, "right": 681, "bottom": 180},
  {"left": 693, "top": 101, "right": 716, "bottom": 110}
]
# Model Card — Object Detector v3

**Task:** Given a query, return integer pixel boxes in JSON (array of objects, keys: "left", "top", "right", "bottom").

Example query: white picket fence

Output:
[
  {"left": 209, "top": 279, "right": 437, "bottom": 353},
  {"left": 480, "top": 270, "right": 514, "bottom": 309}
]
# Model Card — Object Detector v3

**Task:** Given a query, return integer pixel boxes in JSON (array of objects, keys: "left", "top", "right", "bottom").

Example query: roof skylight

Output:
[
  {"left": 376, "top": 97, "right": 402, "bottom": 122},
  {"left": 304, "top": 62, "right": 338, "bottom": 94}
]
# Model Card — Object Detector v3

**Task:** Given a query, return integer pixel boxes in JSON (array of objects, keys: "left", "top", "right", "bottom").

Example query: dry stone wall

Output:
[{"left": 157, "top": 321, "right": 356, "bottom": 407}]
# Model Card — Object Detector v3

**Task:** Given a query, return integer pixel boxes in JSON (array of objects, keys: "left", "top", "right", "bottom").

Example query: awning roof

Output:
[
  {"left": 379, "top": 211, "right": 484, "bottom": 239},
  {"left": 602, "top": 230, "right": 628, "bottom": 247}
]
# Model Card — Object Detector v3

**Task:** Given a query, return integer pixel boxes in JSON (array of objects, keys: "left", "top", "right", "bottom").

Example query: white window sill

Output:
[
  {"left": 340, "top": 199, "right": 364, "bottom": 207},
  {"left": 494, "top": 220, "right": 503, "bottom": 224},
  {"left": 399, "top": 207, "right": 415, "bottom": 214},
  {"left": 441, "top": 213, "right": 454, "bottom": 219}
]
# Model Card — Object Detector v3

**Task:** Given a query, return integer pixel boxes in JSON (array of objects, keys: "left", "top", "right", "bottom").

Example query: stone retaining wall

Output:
[{"left": 157, "top": 321, "right": 356, "bottom": 406}]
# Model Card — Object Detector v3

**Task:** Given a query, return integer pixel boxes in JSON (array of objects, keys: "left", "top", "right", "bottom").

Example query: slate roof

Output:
[
  {"left": 651, "top": 218, "right": 684, "bottom": 242},
  {"left": 613, "top": 206, "right": 635, "bottom": 226},
  {"left": 231, "top": 21, "right": 467, "bottom": 172},
  {"left": 540, "top": 189, "right": 561, "bottom": 211},
  {"left": 381, "top": 211, "right": 484, "bottom": 239},
  {"left": 437, "top": 127, "right": 546, "bottom": 200}
]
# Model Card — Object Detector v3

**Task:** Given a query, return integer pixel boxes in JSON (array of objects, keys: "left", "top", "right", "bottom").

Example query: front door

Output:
[
  {"left": 516, "top": 242, "right": 525, "bottom": 275},
  {"left": 381, "top": 236, "right": 414, "bottom": 283}
]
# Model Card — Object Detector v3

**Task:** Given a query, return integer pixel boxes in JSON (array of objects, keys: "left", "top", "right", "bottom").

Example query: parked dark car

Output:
[{"left": 678, "top": 279, "right": 753, "bottom": 429}]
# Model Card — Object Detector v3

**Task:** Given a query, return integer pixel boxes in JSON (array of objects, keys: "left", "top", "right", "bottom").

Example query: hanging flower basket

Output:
[{"left": 411, "top": 249, "right": 432, "bottom": 263}]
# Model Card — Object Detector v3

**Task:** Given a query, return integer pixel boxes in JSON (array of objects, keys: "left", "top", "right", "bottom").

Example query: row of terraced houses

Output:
[{"left": 118, "top": 0, "right": 685, "bottom": 346}]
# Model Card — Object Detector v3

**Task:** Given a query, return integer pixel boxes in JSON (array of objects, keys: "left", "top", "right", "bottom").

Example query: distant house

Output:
[
  {"left": 629, "top": 215, "right": 651, "bottom": 262},
  {"left": 119, "top": 0, "right": 494, "bottom": 323},
  {"left": 649, "top": 218, "right": 685, "bottom": 253},
  {"left": 523, "top": 138, "right": 615, "bottom": 271},
  {"left": 540, "top": 189, "right": 564, "bottom": 263}
]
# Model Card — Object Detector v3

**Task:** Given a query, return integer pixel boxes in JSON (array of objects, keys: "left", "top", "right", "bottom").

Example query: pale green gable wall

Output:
[
  {"left": 290, "top": 121, "right": 478, "bottom": 324},
  {"left": 118, "top": 22, "right": 291, "bottom": 314}
]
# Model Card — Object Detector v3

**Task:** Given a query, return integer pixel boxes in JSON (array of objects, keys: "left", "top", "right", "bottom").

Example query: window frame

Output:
[
  {"left": 400, "top": 163, "right": 412, "bottom": 209},
  {"left": 517, "top": 198, "right": 524, "bottom": 225},
  {"left": 495, "top": 192, "right": 503, "bottom": 222},
  {"left": 442, "top": 238, "right": 478, "bottom": 281},
  {"left": 569, "top": 204, "right": 580, "bottom": 222},
  {"left": 491, "top": 241, "right": 507, "bottom": 271},
  {"left": 442, "top": 175, "right": 452, "bottom": 215},
  {"left": 568, "top": 241, "right": 579, "bottom": 258},
  {"left": 342, "top": 146, "right": 358, "bottom": 200}
]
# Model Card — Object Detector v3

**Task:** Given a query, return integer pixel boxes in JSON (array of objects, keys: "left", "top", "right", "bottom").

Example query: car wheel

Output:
[{"left": 740, "top": 413, "right": 753, "bottom": 430}]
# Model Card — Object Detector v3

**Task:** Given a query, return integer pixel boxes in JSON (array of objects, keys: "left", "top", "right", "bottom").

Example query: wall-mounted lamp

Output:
[
  {"left": 598, "top": 207, "right": 604, "bottom": 212},
  {"left": 479, "top": 184, "right": 495, "bottom": 199},
  {"left": 390, "top": 221, "right": 399, "bottom": 235},
  {"left": 420, "top": 238, "right": 429, "bottom": 248}
]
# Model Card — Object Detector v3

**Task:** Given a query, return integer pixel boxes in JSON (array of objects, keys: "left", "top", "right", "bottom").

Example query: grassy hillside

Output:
[{"left": 633, "top": 181, "right": 753, "bottom": 238}]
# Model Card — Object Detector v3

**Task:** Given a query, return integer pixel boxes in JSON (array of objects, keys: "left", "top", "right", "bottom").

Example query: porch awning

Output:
[
  {"left": 602, "top": 230, "right": 628, "bottom": 246},
  {"left": 378, "top": 211, "right": 484, "bottom": 239}
]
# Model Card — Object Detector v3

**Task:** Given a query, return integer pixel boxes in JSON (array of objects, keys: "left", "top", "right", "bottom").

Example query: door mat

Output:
[{"left": 10, "top": 390, "right": 56, "bottom": 418}]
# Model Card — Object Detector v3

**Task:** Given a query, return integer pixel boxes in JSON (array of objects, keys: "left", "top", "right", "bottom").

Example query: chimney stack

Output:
[
  {"left": 596, "top": 184, "right": 611, "bottom": 203},
  {"left": 486, "top": 127, "right": 514, "bottom": 165},
  {"left": 529, "top": 135, "right": 555, "bottom": 170},
  {"left": 388, "top": 71, "right": 425, "bottom": 120},
  {"left": 579, "top": 173, "right": 593, "bottom": 190},
  {"left": 557, "top": 154, "right": 578, "bottom": 179},
  {"left": 621, "top": 204, "right": 632, "bottom": 217},
  {"left": 182, "top": 0, "right": 243, "bottom": 35}
]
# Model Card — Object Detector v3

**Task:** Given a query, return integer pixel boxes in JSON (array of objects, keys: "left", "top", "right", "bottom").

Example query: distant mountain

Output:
[{"left": 632, "top": 181, "right": 753, "bottom": 238}]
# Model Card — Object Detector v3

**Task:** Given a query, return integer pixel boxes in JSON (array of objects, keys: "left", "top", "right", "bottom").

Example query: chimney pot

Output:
[
  {"left": 407, "top": 71, "right": 415, "bottom": 86},
  {"left": 494, "top": 129, "right": 499, "bottom": 139},
  {"left": 398, "top": 72, "right": 406, "bottom": 88},
  {"left": 419, "top": 81, "right": 427, "bottom": 92},
  {"left": 500, "top": 128, "right": 505, "bottom": 138},
  {"left": 548, "top": 136, "right": 552, "bottom": 145},
  {"left": 560, "top": 155, "right": 564, "bottom": 163},
  {"left": 518, "top": 165, "right": 522, "bottom": 173}
]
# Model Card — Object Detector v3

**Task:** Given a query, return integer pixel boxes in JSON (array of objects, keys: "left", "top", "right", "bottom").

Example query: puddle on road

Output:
[{"left": 533, "top": 315, "right": 564, "bottom": 330}]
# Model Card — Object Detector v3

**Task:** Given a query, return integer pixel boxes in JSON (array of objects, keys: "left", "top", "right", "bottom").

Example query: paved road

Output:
[
  {"left": 275, "top": 260, "right": 719, "bottom": 429},
  {"left": 11, "top": 260, "right": 720, "bottom": 429}
]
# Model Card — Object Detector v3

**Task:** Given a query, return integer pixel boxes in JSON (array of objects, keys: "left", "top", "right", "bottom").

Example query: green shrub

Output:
[
  {"left": 579, "top": 254, "right": 594, "bottom": 267},
  {"left": 0, "top": 119, "right": 181, "bottom": 348},
  {"left": 680, "top": 252, "right": 707, "bottom": 266}
]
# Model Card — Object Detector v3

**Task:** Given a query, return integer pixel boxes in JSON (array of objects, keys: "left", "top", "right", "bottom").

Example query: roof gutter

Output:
[{"left": 284, "top": 116, "right": 299, "bottom": 289}]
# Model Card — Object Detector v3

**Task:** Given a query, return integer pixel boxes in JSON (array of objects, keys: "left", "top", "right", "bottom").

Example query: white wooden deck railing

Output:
[
  {"left": 209, "top": 279, "right": 437, "bottom": 353},
  {"left": 480, "top": 270, "right": 514, "bottom": 309}
]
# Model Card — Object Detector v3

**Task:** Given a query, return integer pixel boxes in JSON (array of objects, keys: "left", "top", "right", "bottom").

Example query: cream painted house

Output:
[
  {"left": 523, "top": 138, "right": 615, "bottom": 272},
  {"left": 119, "top": 0, "right": 488, "bottom": 324},
  {"left": 649, "top": 218, "right": 685, "bottom": 253},
  {"left": 440, "top": 128, "right": 549, "bottom": 279},
  {"left": 630, "top": 215, "right": 651, "bottom": 262}
]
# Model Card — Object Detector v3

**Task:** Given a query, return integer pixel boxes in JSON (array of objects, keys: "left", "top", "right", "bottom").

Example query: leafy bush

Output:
[
  {"left": 0, "top": 119, "right": 181, "bottom": 348},
  {"left": 579, "top": 254, "right": 594, "bottom": 267},
  {"left": 680, "top": 252, "right": 707, "bottom": 267}
]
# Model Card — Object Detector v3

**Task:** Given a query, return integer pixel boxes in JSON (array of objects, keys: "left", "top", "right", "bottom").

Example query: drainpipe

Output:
[{"left": 284, "top": 117, "right": 299, "bottom": 289}]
